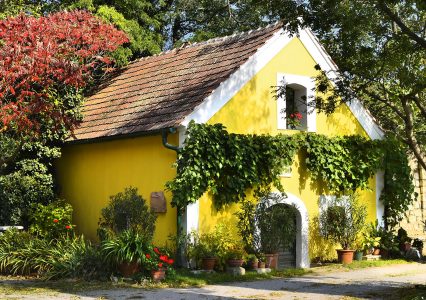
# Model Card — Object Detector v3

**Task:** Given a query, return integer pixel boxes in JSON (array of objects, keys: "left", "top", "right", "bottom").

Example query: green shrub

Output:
[
  {"left": 319, "top": 194, "right": 367, "bottom": 250},
  {"left": 98, "top": 187, "right": 157, "bottom": 240},
  {"left": 29, "top": 200, "right": 75, "bottom": 240}
]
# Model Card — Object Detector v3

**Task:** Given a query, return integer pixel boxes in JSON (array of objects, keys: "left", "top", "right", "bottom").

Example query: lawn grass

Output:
[
  {"left": 0, "top": 259, "right": 416, "bottom": 296},
  {"left": 162, "top": 267, "right": 311, "bottom": 288},
  {"left": 313, "top": 258, "right": 413, "bottom": 273}
]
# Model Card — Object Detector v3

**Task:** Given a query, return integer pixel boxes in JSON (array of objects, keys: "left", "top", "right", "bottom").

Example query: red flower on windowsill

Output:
[{"left": 287, "top": 111, "right": 303, "bottom": 129}]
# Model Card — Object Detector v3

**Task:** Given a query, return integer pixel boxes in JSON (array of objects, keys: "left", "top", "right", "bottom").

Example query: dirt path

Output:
[{"left": 1, "top": 263, "right": 425, "bottom": 300}]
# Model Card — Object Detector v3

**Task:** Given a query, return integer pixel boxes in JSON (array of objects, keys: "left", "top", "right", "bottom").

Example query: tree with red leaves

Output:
[
  {"left": 0, "top": 10, "right": 128, "bottom": 136},
  {"left": 0, "top": 10, "right": 128, "bottom": 226}
]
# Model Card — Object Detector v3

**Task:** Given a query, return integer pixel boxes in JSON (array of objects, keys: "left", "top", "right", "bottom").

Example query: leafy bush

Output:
[
  {"left": 29, "top": 200, "right": 75, "bottom": 240},
  {"left": 319, "top": 194, "right": 367, "bottom": 250},
  {"left": 98, "top": 187, "right": 157, "bottom": 240}
]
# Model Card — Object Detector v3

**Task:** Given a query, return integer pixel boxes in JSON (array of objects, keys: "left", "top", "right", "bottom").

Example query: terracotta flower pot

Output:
[
  {"left": 118, "top": 261, "right": 140, "bottom": 277},
  {"left": 201, "top": 257, "right": 216, "bottom": 270},
  {"left": 265, "top": 253, "right": 279, "bottom": 269},
  {"left": 227, "top": 259, "right": 244, "bottom": 268},
  {"left": 372, "top": 248, "right": 381, "bottom": 255},
  {"left": 258, "top": 261, "right": 266, "bottom": 268},
  {"left": 336, "top": 249, "right": 355, "bottom": 264},
  {"left": 151, "top": 268, "right": 166, "bottom": 281},
  {"left": 248, "top": 259, "right": 259, "bottom": 269}
]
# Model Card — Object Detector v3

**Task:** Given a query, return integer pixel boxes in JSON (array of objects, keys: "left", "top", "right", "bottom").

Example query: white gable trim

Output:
[
  {"left": 181, "top": 27, "right": 384, "bottom": 141},
  {"left": 300, "top": 29, "right": 385, "bottom": 141}
]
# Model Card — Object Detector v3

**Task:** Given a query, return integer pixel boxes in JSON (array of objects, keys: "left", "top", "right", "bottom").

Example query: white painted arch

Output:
[{"left": 262, "top": 192, "right": 310, "bottom": 268}]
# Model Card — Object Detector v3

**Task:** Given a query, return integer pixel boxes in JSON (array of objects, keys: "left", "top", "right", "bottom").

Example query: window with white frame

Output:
[{"left": 277, "top": 73, "right": 316, "bottom": 132}]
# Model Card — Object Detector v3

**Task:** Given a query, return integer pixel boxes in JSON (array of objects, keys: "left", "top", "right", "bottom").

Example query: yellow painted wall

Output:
[
  {"left": 56, "top": 134, "right": 178, "bottom": 245},
  {"left": 202, "top": 38, "right": 377, "bottom": 260}
]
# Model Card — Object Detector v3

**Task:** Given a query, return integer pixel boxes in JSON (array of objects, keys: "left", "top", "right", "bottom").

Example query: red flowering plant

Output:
[
  {"left": 287, "top": 111, "right": 303, "bottom": 129},
  {"left": 29, "top": 200, "right": 76, "bottom": 240},
  {"left": 142, "top": 246, "right": 175, "bottom": 271}
]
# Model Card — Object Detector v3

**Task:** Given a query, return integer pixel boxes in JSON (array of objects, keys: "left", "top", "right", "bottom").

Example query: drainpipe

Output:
[
  {"left": 161, "top": 128, "right": 185, "bottom": 266},
  {"left": 161, "top": 127, "right": 181, "bottom": 152}
]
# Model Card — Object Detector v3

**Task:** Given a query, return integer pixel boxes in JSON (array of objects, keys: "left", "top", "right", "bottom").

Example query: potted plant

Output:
[
  {"left": 353, "top": 239, "right": 364, "bottom": 261},
  {"left": 144, "top": 246, "right": 174, "bottom": 281},
  {"left": 257, "top": 253, "right": 266, "bottom": 268},
  {"left": 101, "top": 228, "right": 147, "bottom": 277},
  {"left": 362, "top": 231, "right": 381, "bottom": 255},
  {"left": 319, "top": 194, "right": 367, "bottom": 264},
  {"left": 246, "top": 254, "right": 259, "bottom": 270},
  {"left": 226, "top": 246, "right": 246, "bottom": 268},
  {"left": 189, "top": 231, "right": 217, "bottom": 270}
]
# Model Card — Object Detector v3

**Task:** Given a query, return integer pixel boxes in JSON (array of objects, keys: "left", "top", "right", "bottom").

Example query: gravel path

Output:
[{"left": 1, "top": 263, "right": 425, "bottom": 300}]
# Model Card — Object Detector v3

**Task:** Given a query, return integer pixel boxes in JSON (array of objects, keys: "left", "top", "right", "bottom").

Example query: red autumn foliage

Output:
[{"left": 0, "top": 10, "right": 128, "bottom": 135}]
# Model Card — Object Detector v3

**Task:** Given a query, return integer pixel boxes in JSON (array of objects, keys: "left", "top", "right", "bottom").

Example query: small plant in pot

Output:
[
  {"left": 257, "top": 253, "right": 266, "bottom": 268},
  {"left": 353, "top": 239, "right": 364, "bottom": 261},
  {"left": 226, "top": 245, "right": 246, "bottom": 268},
  {"left": 144, "top": 247, "right": 174, "bottom": 281},
  {"left": 189, "top": 231, "right": 217, "bottom": 270},
  {"left": 246, "top": 254, "right": 259, "bottom": 270},
  {"left": 319, "top": 194, "right": 367, "bottom": 264},
  {"left": 362, "top": 231, "right": 381, "bottom": 255}
]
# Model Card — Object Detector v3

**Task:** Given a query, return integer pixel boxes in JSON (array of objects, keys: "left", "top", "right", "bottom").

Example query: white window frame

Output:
[{"left": 276, "top": 73, "right": 316, "bottom": 132}]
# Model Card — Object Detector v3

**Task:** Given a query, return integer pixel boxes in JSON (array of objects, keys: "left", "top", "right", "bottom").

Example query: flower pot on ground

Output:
[
  {"left": 354, "top": 250, "right": 363, "bottom": 261},
  {"left": 362, "top": 221, "right": 382, "bottom": 256},
  {"left": 318, "top": 194, "right": 367, "bottom": 264},
  {"left": 258, "top": 261, "right": 266, "bottom": 268},
  {"left": 225, "top": 246, "right": 246, "bottom": 268},
  {"left": 337, "top": 249, "right": 355, "bottom": 264},
  {"left": 151, "top": 268, "right": 166, "bottom": 281},
  {"left": 372, "top": 248, "right": 381, "bottom": 255},
  {"left": 201, "top": 257, "right": 216, "bottom": 270},
  {"left": 246, "top": 254, "right": 258, "bottom": 270},
  {"left": 101, "top": 229, "right": 148, "bottom": 276},
  {"left": 117, "top": 260, "right": 140, "bottom": 277},
  {"left": 264, "top": 253, "right": 279, "bottom": 269}
]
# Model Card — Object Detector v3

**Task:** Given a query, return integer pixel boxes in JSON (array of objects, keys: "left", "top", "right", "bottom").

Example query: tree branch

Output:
[
  {"left": 377, "top": 0, "right": 426, "bottom": 49},
  {"left": 400, "top": 97, "right": 426, "bottom": 171}
]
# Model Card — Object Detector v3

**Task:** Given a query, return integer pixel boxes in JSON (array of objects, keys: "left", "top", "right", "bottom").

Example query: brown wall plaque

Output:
[{"left": 150, "top": 191, "right": 167, "bottom": 213}]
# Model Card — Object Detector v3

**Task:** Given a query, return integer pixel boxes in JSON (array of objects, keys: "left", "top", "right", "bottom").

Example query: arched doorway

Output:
[{"left": 262, "top": 192, "right": 310, "bottom": 268}]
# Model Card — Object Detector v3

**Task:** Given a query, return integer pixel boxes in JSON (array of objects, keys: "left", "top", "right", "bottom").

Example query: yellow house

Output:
[{"left": 56, "top": 24, "right": 385, "bottom": 268}]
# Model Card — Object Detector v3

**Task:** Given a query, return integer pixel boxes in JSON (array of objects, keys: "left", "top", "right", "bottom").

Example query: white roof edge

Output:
[
  {"left": 300, "top": 29, "right": 385, "bottom": 140},
  {"left": 181, "top": 27, "right": 385, "bottom": 140}
]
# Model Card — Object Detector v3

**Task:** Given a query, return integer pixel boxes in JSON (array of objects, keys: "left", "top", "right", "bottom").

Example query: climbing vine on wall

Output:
[
  {"left": 166, "top": 121, "right": 301, "bottom": 209},
  {"left": 166, "top": 122, "right": 415, "bottom": 228},
  {"left": 304, "top": 134, "right": 383, "bottom": 194},
  {"left": 380, "top": 137, "right": 416, "bottom": 228}
]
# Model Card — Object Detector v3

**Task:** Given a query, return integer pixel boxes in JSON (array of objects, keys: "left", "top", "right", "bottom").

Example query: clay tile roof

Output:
[{"left": 71, "top": 23, "right": 281, "bottom": 141}]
